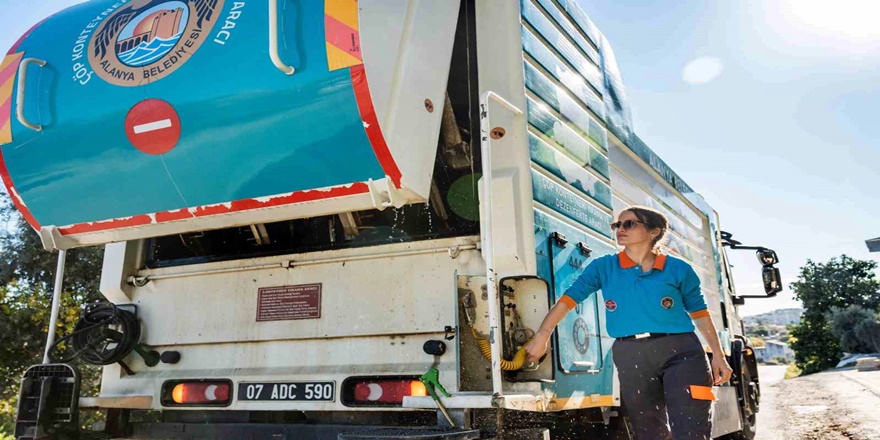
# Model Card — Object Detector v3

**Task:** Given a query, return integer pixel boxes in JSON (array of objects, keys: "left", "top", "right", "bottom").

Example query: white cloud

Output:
[{"left": 682, "top": 57, "right": 724, "bottom": 85}]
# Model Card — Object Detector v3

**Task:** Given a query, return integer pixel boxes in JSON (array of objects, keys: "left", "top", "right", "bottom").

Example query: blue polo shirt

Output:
[{"left": 559, "top": 252, "right": 709, "bottom": 338}]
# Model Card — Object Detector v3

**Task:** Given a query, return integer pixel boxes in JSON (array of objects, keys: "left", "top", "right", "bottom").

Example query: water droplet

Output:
[{"left": 424, "top": 202, "right": 433, "bottom": 232}]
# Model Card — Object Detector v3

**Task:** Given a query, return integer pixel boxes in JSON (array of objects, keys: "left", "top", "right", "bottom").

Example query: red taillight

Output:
[
  {"left": 351, "top": 379, "right": 427, "bottom": 405},
  {"left": 162, "top": 380, "right": 231, "bottom": 406}
]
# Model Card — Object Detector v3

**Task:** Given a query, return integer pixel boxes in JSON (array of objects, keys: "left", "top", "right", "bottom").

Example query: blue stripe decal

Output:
[
  {"left": 529, "top": 133, "right": 611, "bottom": 208},
  {"left": 524, "top": 63, "right": 608, "bottom": 151},
  {"left": 522, "top": 26, "right": 604, "bottom": 120}
]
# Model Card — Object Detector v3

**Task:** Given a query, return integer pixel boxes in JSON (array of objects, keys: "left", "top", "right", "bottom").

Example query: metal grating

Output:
[{"left": 21, "top": 364, "right": 79, "bottom": 424}]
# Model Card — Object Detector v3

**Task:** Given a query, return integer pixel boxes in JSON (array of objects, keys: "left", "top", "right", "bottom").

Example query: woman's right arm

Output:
[
  {"left": 523, "top": 301, "right": 573, "bottom": 362},
  {"left": 523, "top": 256, "right": 605, "bottom": 362}
]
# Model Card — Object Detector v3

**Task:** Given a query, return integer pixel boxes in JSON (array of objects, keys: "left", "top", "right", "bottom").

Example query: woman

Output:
[{"left": 523, "top": 206, "right": 733, "bottom": 440}]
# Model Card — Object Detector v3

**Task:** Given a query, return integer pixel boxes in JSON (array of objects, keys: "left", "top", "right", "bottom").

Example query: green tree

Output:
[
  {"left": 789, "top": 316, "right": 842, "bottom": 374},
  {"left": 790, "top": 256, "right": 880, "bottom": 318},
  {"left": 788, "top": 255, "right": 880, "bottom": 374},
  {"left": 0, "top": 198, "right": 105, "bottom": 433}
]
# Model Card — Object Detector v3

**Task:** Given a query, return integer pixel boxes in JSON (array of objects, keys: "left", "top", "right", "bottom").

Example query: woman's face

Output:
[{"left": 614, "top": 210, "right": 653, "bottom": 247}]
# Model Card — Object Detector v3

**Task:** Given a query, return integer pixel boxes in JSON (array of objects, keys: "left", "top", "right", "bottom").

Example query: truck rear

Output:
[{"left": 1, "top": 0, "right": 781, "bottom": 438}]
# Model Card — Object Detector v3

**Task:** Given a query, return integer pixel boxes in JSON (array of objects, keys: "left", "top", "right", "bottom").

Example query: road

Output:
[{"left": 755, "top": 365, "right": 880, "bottom": 439}]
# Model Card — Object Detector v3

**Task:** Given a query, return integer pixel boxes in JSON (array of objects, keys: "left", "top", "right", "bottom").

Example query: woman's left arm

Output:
[
  {"left": 681, "top": 263, "right": 733, "bottom": 385},
  {"left": 693, "top": 315, "right": 733, "bottom": 385}
]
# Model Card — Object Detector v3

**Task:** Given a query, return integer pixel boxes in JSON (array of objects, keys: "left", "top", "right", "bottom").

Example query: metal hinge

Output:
[
  {"left": 551, "top": 232, "right": 568, "bottom": 248},
  {"left": 577, "top": 242, "right": 593, "bottom": 257}
]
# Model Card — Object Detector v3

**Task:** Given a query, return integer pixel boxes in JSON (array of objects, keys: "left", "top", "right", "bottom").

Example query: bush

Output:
[
  {"left": 828, "top": 306, "right": 877, "bottom": 354},
  {"left": 855, "top": 316, "right": 880, "bottom": 352},
  {"left": 785, "top": 363, "right": 802, "bottom": 379}
]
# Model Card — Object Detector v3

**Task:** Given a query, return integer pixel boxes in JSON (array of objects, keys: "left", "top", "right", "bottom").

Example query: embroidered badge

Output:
[
  {"left": 661, "top": 297, "right": 674, "bottom": 309},
  {"left": 605, "top": 300, "right": 617, "bottom": 312}
]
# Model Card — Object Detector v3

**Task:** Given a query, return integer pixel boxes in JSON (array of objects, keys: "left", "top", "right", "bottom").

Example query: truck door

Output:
[{"left": 548, "top": 233, "right": 603, "bottom": 373}]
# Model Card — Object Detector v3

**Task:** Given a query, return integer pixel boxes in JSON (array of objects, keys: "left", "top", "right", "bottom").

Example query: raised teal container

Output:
[{"left": 2, "top": 0, "right": 383, "bottom": 233}]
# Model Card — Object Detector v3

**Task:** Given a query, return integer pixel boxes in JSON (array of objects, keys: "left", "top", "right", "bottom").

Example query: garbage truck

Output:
[{"left": 1, "top": 0, "right": 783, "bottom": 438}]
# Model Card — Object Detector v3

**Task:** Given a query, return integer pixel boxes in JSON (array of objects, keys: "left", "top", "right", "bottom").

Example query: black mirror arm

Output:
[
  {"left": 722, "top": 243, "right": 770, "bottom": 252},
  {"left": 720, "top": 231, "right": 770, "bottom": 252}
]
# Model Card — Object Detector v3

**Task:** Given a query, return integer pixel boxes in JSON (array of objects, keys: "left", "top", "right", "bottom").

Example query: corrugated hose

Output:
[{"left": 471, "top": 329, "right": 528, "bottom": 371}]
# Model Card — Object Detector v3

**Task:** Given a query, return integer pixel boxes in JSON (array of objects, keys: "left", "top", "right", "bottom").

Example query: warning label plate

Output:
[{"left": 257, "top": 284, "right": 322, "bottom": 322}]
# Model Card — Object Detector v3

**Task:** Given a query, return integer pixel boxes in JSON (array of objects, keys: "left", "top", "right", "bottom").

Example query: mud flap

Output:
[{"left": 710, "top": 386, "right": 743, "bottom": 438}]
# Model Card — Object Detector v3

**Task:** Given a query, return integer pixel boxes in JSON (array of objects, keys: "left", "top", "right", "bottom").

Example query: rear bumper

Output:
[
  {"left": 80, "top": 396, "right": 153, "bottom": 410},
  {"left": 122, "top": 423, "right": 480, "bottom": 440}
]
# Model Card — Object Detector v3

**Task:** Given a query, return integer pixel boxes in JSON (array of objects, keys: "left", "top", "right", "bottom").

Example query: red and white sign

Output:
[{"left": 124, "top": 99, "right": 181, "bottom": 155}]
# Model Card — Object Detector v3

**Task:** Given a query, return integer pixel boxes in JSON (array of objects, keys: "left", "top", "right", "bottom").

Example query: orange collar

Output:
[{"left": 618, "top": 251, "right": 667, "bottom": 271}]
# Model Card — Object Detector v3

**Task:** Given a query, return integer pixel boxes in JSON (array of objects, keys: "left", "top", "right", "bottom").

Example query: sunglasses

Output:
[{"left": 610, "top": 219, "right": 644, "bottom": 230}]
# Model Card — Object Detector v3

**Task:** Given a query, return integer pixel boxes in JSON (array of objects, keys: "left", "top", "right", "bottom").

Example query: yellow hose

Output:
[{"left": 472, "top": 329, "right": 528, "bottom": 371}]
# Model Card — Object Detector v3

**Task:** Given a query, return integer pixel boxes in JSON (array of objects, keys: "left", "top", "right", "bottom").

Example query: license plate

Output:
[{"left": 238, "top": 381, "right": 335, "bottom": 401}]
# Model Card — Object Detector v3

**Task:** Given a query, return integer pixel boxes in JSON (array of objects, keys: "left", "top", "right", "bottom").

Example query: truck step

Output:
[{"left": 338, "top": 428, "right": 481, "bottom": 440}]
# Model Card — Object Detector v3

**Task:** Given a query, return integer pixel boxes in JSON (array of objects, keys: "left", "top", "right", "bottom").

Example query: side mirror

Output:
[
  {"left": 722, "top": 235, "right": 782, "bottom": 302},
  {"left": 762, "top": 266, "right": 782, "bottom": 296},
  {"left": 757, "top": 249, "right": 778, "bottom": 266}
]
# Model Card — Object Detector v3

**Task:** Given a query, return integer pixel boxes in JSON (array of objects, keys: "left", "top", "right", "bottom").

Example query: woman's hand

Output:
[
  {"left": 711, "top": 355, "right": 733, "bottom": 385},
  {"left": 524, "top": 331, "right": 551, "bottom": 363},
  {"left": 523, "top": 302, "right": 573, "bottom": 363},
  {"left": 692, "top": 314, "right": 734, "bottom": 385}
]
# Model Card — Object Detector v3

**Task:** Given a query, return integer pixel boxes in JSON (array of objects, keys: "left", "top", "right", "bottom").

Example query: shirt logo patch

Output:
[
  {"left": 661, "top": 297, "right": 675, "bottom": 309},
  {"left": 605, "top": 300, "right": 617, "bottom": 312}
]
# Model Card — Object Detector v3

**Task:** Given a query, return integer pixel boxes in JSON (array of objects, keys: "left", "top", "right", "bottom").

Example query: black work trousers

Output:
[{"left": 612, "top": 332, "right": 714, "bottom": 440}]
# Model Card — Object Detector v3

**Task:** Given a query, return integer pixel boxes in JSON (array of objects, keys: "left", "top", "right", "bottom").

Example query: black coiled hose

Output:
[{"left": 50, "top": 302, "right": 141, "bottom": 366}]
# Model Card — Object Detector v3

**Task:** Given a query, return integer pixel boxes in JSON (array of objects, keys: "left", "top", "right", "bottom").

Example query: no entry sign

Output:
[{"left": 124, "top": 99, "right": 181, "bottom": 155}]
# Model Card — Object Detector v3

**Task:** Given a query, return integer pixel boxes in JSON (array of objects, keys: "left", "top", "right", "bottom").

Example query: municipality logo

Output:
[{"left": 85, "top": 0, "right": 224, "bottom": 86}]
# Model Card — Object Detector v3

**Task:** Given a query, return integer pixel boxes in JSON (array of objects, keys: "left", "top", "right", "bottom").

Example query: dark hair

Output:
[{"left": 621, "top": 206, "right": 668, "bottom": 250}]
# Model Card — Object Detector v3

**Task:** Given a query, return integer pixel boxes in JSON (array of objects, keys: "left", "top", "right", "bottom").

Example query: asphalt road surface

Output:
[{"left": 755, "top": 364, "right": 880, "bottom": 439}]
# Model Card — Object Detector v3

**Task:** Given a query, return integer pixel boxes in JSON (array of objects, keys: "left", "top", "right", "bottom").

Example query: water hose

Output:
[{"left": 471, "top": 329, "right": 528, "bottom": 371}]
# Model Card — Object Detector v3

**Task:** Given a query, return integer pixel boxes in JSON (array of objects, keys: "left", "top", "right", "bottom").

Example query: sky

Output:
[
  {"left": 1, "top": 0, "right": 878, "bottom": 317},
  {"left": 577, "top": 0, "right": 880, "bottom": 316}
]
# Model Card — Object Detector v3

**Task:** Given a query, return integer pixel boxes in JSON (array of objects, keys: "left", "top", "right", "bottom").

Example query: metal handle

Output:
[
  {"left": 16, "top": 58, "right": 47, "bottom": 132},
  {"left": 269, "top": 0, "right": 295, "bottom": 75}
]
